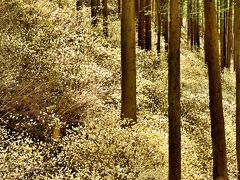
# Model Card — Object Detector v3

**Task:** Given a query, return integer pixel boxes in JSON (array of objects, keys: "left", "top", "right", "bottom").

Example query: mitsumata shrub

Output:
[{"left": 0, "top": 0, "right": 238, "bottom": 179}]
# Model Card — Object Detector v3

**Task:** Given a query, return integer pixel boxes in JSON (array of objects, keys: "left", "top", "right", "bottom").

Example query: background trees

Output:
[{"left": 156, "top": 0, "right": 168, "bottom": 52}]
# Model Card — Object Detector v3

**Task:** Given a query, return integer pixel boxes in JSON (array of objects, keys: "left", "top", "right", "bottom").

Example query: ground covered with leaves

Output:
[{"left": 0, "top": 0, "right": 237, "bottom": 179}]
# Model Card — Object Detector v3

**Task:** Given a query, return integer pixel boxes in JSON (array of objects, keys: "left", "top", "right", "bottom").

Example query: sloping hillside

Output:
[{"left": 0, "top": 0, "right": 237, "bottom": 179}]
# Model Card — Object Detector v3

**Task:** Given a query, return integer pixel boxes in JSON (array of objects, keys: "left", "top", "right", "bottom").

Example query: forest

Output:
[{"left": 0, "top": 0, "right": 240, "bottom": 179}]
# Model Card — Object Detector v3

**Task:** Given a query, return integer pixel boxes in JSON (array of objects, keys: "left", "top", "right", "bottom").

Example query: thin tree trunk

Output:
[
  {"left": 168, "top": 0, "right": 181, "bottom": 178},
  {"left": 103, "top": 0, "right": 108, "bottom": 37},
  {"left": 187, "top": 0, "right": 191, "bottom": 44},
  {"left": 145, "top": 0, "right": 152, "bottom": 50},
  {"left": 163, "top": 0, "right": 168, "bottom": 52},
  {"left": 121, "top": 0, "right": 137, "bottom": 125},
  {"left": 91, "top": 0, "right": 98, "bottom": 26},
  {"left": 226, "top": 0, "right": 233, "bottom": 68},
  {"left": 190, "top": 0, "right": 194, "bottom": 50},
  {"left": 138, "top": 0, "right": 146, "bottom": 49},
  {"left": 152, "top": 0, "right": 156, "bottom": 26},
  {"left": 204, "top": 0, "right": 228, "bottom": 178},
  {"left": 235, "top": 0, "right": 240, "bottom": 177},
  {"left": 196, "top": 0, "right": 200, "bottom": 48},
  {"left": 217, "top": 0, "right": 220, "bottom": 29},
  {"left": 193, "top": 0, "right": 200, "bottom": 49},
  {"left": 118, "top": 0, "right": 121, "bottom": 15},
  {"left": 157, "top": 0, "right": 161, "bottom": 53},
  {"left": 202, "top": 11, "right": 204, "bottom": 40},
  {"left": 136, "top": 0, "right": 139, "bottom": 19},
  {"left": 220, "top": 0, "right": 227, "bottom": 69},
  {"left": 154, "top": 0, "right": 158, "bottom": 30}
]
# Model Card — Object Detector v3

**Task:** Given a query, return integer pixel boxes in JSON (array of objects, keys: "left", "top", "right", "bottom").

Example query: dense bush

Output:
[{"left": 0, "top": 0, "right": 238, "bottom": 179}]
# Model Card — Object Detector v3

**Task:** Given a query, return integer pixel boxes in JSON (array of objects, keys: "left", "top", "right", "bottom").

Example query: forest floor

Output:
[{"left": 0, "top": 0, "right": 238, "bottom": 179}]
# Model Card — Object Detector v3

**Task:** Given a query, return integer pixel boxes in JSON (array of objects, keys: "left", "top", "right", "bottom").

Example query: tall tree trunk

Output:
[
  {"left": 226, "top": 0, "right": 233, "bottom": 68},
  {"left": 220, "top": 0, "right": 227, "bottom": 69},
  {"left": 157, "top": 0, "right": 161, "bottom": 53},
  {"left": 190, "top": 0, "right": 194, "bottom": 50},
  {"left": 193, "top": 0, "right": 200, "bottom": 49},
  {"left": 103, "top": 0, "right": 108, "bottom": 37},
  {"left": 91, "top": 0, "right": 98, "bottom": 26},
  {"left": 235, "top": 0, "right": 240, "bottom": 177},
  {"left": 152, "top": 0, "right": 156, "bottom": 26},
  {"left": 136, "top": 0, "right": 139, "bottom": 19},
  {"left": 187, "top": 0, "right": 192, "bottom": 44},
  {"left": 162, "top": 0, "right": 168, "bottom": 52},
  {"left": 202, "top": 11, "right": 204, "bottom": 40},
  {"left": 121, "top": 0, "right": 137, "bottom": 125},
  {"left": 145, "top": 0, "right": 152, "bottom": 50},
  {"left": 204, "top": 0, "right": 228, "bottom": 178},
  {"left": 196, "top": 0, "right": 200, "bottom": 48},
  {"left": 168, "top": 0, "right": 181, "bottom": 178},
  {"left": 118, "top": 0, "right": 121, "bottom": 15},
  {"left": 217, "top": 0, "right": 220, "bottom": 29},
  {"left": 138, "top": 0, "right": 146, "bottom": 49}
]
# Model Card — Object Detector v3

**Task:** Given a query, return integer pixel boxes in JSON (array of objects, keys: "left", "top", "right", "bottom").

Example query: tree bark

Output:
[
  {"left": 204, "top": 0, "right": 228, "bottom": 178},
  {"left": 135, "top": 0, "right": 139, "bottom": 19},
  {"left": 220, "top": 0, "right": 227, "bottom": 69},
  {"left": 121, "top": 0, "right": 137, "bottom": 125},
  {"left": 118, "top": 0, "right": 121, "bottom": 15},
  {"left": 168, "top": 0, "right": 181, "bottom": 178},
  {"left": 152, "top": 0, "right": 156, "bottom": 27},
  {"left": 226, "top": 0, "right": 233, "bottom": 68},
  {"left": 189, "top": 0, "right": 194, "bottom": 50},
  {"left": 138, "top": 0, "right": 145, "bottom": 49},
  {"left": 103, "top": 0, "right": 108, "bottom": 37},
  {"left": 145, "top": 0, "right": 152, "bottom": 50},
  {"left": 162, "top": 0, "right": 168, "bottom": 52},
  {"left": 235, "top": 0, "right": 240, "bottom": 178},
  {"left": 157, "top": 0, "right": 161, "bottom": 53},
  {"left": 193, "top": 0, "right": 200, "bottom": 49},
  {"left": 187, "top": 0, "right": 192, "bottom": 45}
]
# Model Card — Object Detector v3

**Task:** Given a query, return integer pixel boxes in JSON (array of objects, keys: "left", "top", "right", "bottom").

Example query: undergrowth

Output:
[{"left": 0, "top": 0, "right": 237, "bottom": 179}]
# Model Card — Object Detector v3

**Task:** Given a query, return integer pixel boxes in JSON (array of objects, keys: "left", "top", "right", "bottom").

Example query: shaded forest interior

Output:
[{"left": 0, "top": 0, "right": 240, "bottom": 179}]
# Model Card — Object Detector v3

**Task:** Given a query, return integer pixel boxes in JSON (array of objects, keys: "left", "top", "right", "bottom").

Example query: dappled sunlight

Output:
[{"left": 0, "top": 0, "right": 238, "bottom": 179}]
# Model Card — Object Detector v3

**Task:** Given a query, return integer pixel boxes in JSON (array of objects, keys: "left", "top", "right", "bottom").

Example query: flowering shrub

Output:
[{"left": 0, "top": 0, "right": 238, "bottom": 179}]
